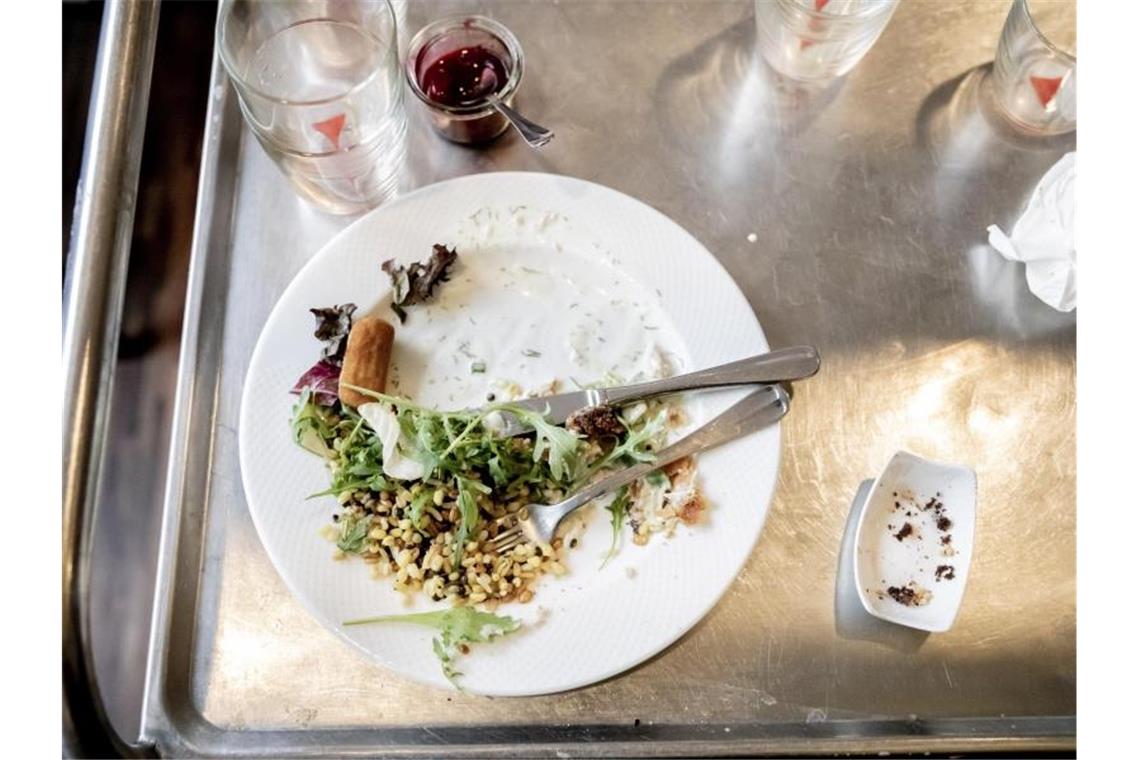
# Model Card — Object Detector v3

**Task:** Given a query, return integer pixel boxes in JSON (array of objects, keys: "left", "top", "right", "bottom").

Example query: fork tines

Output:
[{"left": 490, "top": 526, "right": 525, "bottom": 555}]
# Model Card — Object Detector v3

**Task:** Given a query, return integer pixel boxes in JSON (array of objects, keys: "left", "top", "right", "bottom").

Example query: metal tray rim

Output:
[{"left": 147, "top": 711, "right": 1074, "bottom": 758}]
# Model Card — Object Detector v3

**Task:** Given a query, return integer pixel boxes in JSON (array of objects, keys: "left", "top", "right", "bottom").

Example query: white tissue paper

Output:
[{"left": 986, "top": 151, "right": 1076, "bottom": 312}]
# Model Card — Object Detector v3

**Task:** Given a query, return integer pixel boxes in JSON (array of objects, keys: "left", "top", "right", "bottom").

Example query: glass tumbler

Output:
[
  {"left": 217, "top": 0, "right": 407, "bottom": 214},
  {"left": 990, "top": 0, "right": 1076, "bottom": 135},
  {"left": 754, "top": 0, "right": 900, "bottom": 82}
]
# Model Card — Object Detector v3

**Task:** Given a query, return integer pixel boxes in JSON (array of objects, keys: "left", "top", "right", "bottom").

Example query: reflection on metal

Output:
[{"left": 63, "top": 0, "right": 161, "bottom": 757}]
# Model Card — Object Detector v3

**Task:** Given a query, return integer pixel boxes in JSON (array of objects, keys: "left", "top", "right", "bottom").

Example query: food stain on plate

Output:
[{"left": 385, "top": 206, "right": 691, "bottom": 411}]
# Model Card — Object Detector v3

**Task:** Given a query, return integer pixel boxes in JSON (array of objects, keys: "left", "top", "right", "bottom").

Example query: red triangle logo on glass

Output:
[
  {"left": 800, "top": 0, "right": 829, "bottom": 50},
  {"left": 1029, "top": 75, "right": 1063, "bottom": 107},
  {"left": 313, "top": 113, "right": 347, "bottom": 151}
]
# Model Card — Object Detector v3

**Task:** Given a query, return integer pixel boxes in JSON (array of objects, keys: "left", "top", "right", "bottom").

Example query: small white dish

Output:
[{"left": 853, "top": 451, "right": 977, "bottom": 632}]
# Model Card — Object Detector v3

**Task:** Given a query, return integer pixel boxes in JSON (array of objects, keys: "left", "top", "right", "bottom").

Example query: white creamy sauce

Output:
[{"left": 382, "top": 207, "right": 690, "bottom": 409}]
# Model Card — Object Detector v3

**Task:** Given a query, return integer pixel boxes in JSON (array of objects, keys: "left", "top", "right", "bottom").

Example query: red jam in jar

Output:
[
  {"left": 406, "top": 16, "right": 523, "bottom": 144},
  {"left": 419, "top": 45, "right": 509, "bottom": 107}
]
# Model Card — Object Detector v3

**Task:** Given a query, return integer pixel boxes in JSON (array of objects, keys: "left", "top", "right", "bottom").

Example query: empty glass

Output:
[
  {"left": 754, "top": 0, "right": 899, "bottom": 81},
  {"left": 990, "top": 0, "right": 1076, "bottom": 135},
  {"left": 217, "top": 0, "right": 407, "bottom": 214}
]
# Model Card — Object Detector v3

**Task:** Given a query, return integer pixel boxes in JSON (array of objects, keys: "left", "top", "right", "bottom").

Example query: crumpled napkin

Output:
[{"left": 986, "top": 152, "right": 1076, "bottom": 312}]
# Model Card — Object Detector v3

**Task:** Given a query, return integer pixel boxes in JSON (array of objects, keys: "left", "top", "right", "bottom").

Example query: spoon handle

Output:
[{"left": 489, "top": 96, "right": 554, "bottom": 148}]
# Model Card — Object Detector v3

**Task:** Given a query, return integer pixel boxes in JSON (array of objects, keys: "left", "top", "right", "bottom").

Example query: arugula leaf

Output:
[
  {"left": 336, "top": 514, "right": 371, "bottom": 554},
  {"left": 300, "top": 406, "right": 398, "bottom": 499},
  {"left": 408, "top": 488, "right": 434, "bottom": 528},
  {"left": 487, "top": 455, "right": 510, "bottom": 487},
  {"left": 344, "top": 607, "right": 521, "bottom": 687},
  {"left": 453, "top": 476, "right": 490, "bottom": 560},
  {"left": 291, "top": 390, "right": 339, "bottom": 458},
  {"left": 499, "top": 405, "right": 583, "bottom": 483},
  {"left": 432, "top": 637, "right": 458, "bottom": 683},
  {"left": 576, "top": 409, "right": 666, "bottom": 487},
  {"left": 608, "top": 410, "right": 666, "bottom": 464},
  {"left": 602, "top": 485, "right": 631, "bottom": 567}
]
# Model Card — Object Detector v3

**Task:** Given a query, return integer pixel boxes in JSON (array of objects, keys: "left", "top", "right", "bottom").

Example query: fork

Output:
[{"left": 489, "top": 384, "right": 791, "bottom": 555}]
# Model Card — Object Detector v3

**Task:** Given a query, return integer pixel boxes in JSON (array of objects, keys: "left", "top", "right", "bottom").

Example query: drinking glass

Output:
[
  {"left": 754, "top": 0, "right": 900, "bottom": 81},
  {"left": 990, "top": 0, "right": 1076, "bottom": 135},
  {"left": 217, "top": 0, "right": 407, "bottom": 214}
]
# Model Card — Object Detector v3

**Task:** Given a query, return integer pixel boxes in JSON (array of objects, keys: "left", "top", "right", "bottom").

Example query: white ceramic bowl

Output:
[{"left": 853, "top": 451, "right": 977, "bottom": 632}]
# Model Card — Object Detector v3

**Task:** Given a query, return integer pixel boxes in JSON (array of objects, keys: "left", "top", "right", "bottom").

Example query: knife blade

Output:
[{"left": 480, "top": 345, "right": 820, "bottom": 437}]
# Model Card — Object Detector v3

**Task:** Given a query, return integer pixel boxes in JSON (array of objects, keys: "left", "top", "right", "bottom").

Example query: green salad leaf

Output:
[
  {"left": 602, "top": 485, "right": 631, "bottom": 568},
  {"left": 498, "top": 405, "right": 583, "bottom": 483},
  {"left": 291, "top": 389, "right": 339, "bottom": 458},
  {"left": 574, "top": 409, "right": 666, "bottom": 490},
  {"left": 344, "top": 607, "right": 521, "bottom": 687},
  {"left": 453, "top": 476, "right": 488, "bottom": 560},
  {"left": 606, "top": 410, "right": 666, "bottom": 465},
  {"left": 336, "top": 513, "right": 371, "bottom": 555},
  {"left": 408, "top": 487, "right": 434, "bottom": 528}
]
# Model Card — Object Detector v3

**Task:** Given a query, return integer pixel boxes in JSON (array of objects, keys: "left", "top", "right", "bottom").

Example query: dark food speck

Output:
[
  {"left": 937, "top": 516, "right": 953, "bottom": 532},
  {"left": 893, "top": 522, "right": 915, "bottom": 542},
  {"left": 566, "top": 404, "right": 626, "bottom": 439},
  {"left": 888, "top": 586, "right": 918, "bottom": 605},
  {"left": 935, "top": 564, "right": 956, "bottom": 582},
  {"left": 923, "top": 496, "right": 947, "bottom": 515},
  {"left": 886, "top": 583, "right": 931, "bottom": 607}
]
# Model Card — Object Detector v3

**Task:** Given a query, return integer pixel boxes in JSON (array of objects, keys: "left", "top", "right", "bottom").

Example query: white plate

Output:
[
  {"left": 238, "top": 172, "right": 779, "bottom": 695},
  {"left": 853, "top": 451, "right": 977, "bottom": 632}
]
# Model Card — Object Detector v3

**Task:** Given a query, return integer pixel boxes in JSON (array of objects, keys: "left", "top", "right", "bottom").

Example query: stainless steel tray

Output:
[{"left": 140, "top": 2, "right": 1076, "bottom": 755}]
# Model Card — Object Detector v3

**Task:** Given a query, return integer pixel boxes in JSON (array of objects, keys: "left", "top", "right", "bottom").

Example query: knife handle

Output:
[{"left": 603, "top": 346, "right": 820, "bottom": 406}]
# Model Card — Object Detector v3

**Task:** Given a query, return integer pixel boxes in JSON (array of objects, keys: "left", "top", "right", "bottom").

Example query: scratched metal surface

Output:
[{"left": 142, "top": 1, "right": 1076, "bottom": 755}]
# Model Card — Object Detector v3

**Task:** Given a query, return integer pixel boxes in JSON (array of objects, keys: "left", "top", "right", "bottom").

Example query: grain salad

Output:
[{"left": 303, "top": 390, "right": 701, "bottom": 608}]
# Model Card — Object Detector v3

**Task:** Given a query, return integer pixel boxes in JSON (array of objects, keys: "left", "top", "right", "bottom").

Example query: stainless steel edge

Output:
[
  {"left": 150, "top": 716, "right": 1074, "bottom": 758},
  {"left": 140, "top": 48, "right": 240, "bottom": 750},
  {"left": 63, "top": 1, "right": 161, "bottom": 756}
]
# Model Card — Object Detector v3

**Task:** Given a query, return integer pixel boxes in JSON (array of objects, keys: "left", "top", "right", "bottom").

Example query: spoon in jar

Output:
[
  {"left": 469, "top": 67, "right": 554, "bottom": 148},
  {"left": 486, "top": 94, "right": 554, "bottom": 147}
]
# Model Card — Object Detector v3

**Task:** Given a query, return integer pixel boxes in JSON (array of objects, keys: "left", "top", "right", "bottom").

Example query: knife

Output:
[{"left": 486, "top": 345, "right": 820, "bottom": 437}]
